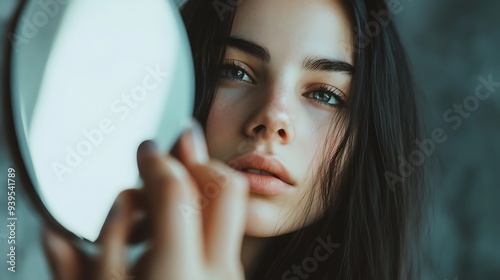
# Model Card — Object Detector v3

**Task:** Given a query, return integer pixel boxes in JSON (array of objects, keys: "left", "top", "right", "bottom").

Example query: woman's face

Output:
[{"left": 205, "top": 0, "right": 354, "bottom": 237}]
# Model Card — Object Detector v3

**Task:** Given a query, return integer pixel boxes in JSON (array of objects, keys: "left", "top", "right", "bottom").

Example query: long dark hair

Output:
[{"left": 181, "top": 0, "right": 427, "bottom": 279}]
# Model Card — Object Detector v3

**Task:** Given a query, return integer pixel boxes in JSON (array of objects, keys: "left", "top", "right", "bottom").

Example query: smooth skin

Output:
[{"left": 206, "top": 0, "right": 353, "bottom": 237}]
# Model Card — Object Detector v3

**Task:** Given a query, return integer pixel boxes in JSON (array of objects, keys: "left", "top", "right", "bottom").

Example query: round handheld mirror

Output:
[{"left": 9, "top": 0, "right": 194, "bottom": 242}]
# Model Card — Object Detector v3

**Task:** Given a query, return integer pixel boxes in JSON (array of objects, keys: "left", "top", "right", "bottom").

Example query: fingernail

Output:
[
  {"left": 190, "top": 120, "right": 209, "bottom": 163},
  {"left": 138, "top": 140, "right": 158, "bottom": 154}
]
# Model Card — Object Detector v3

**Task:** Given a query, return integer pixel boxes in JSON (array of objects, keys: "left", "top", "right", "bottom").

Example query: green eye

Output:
[
  {"left": 220, "top": 63, "right": 254, "bottom": 83},
  {"left": 312, "top": 91, "right": 338, "bottom": 105},
  {"left": 223, "top": 68, "right": 247, "bottom": 80},
  {"left": 306, "top": 85, "right": 345, "bottom": 108}
]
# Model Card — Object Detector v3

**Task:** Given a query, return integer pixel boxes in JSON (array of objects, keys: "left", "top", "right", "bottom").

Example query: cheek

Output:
[
  {"left": 294, "top": 124, "right": 331, "bottom": 205},
  {"left": 300, "top": 122, "right": 330, "bottom": 169},
  {"left": 205, "top": 94, "right": 241, "bottom": 159}
]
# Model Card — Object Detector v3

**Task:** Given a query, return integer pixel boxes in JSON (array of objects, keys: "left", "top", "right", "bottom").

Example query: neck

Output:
[{"left": 241, "top": 235, "right": 270, "bottom": 279}]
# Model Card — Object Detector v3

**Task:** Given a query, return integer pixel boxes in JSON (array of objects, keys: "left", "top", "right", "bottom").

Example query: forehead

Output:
[{"left": 231, "top": 0, "right": 354, "bottom": 65}]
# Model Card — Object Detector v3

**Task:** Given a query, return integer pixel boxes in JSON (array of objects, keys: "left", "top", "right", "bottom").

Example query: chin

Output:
[
  {"left": 243, "top": 194, "right": 324, "bottom": 237},
  {"left": 243, "top": 195, "right": 297, "bottom": 237}
]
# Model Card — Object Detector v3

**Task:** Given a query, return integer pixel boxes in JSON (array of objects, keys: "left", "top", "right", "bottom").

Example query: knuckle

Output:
[
  {"left": 162, "top": 156, "right": 189, "bottom": 181},
  {"left": 195, "top": 160, "right": 248, "bottom": 202},
  {"left": 150, "top": 157, "right": 188, "bottom": 184},
  {"left": 225, "top": 172, "right": 248, "bottom": 196},
  {"left": 201, "top": 181, "right": 221, "bottom": 199},
  {"left": 207, "top": 161, "right": 232, "bottom": 186},
  {"left": 146, "top": 157, "right": 195, "bottom": 198},
  {"left": 210, "top": 162, "right": 248, "bottom": 195},
  {"left": 153, "top": 173, "right": 176, "bottom": 189}
]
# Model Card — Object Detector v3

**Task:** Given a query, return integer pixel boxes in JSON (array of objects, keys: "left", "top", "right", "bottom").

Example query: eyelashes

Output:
[
  {"left": 219, "top": 60, "right": 255, "bottom": 84},
  {"left": 305, "top": 84, "right": 346, "bottom": 108},
  {"left": 219, "top": 60, "right": 346, "bottom": 108}
]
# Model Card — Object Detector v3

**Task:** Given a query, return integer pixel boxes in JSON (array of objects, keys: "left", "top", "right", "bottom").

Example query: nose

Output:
[{"left": 243, "top": 86, "right": 295, "bottom": 145}]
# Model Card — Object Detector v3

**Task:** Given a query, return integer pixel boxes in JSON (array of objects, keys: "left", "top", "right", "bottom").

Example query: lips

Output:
[
  {"left": 228, "top": 153, "right": 296, "bottom": 195},
  {"left": 242, "top": 168, "right": 276, "bottom": 177}
]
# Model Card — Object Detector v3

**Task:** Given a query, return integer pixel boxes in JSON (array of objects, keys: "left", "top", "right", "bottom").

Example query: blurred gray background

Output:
[{"left": 0, "top": 0, "right": 498, "bottom": 279}]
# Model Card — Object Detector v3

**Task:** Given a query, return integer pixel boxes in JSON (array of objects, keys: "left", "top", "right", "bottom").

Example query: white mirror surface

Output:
[{"left": 11, "top": 0, "right": 194, "bottom": 241}]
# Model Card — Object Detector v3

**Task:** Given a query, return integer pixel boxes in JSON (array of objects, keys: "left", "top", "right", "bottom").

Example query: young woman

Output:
[{"left": 44, "top": 0, "right": 427, "bottom": 279}]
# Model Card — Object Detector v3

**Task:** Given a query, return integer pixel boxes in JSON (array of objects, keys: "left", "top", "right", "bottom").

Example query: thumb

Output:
[
  {"left": 42, "top": 227, "right": 89, "bottom": 280},
  {"left": 170, "top": 120, "right": 209, "bottom": 165}
]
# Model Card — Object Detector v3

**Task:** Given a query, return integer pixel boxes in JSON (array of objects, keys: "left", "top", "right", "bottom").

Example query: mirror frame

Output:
[{"left": 3, "top": 0, "right": 83, "bottom": 241}]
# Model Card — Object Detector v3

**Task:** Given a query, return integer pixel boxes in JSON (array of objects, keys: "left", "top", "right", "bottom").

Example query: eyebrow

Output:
[
  {"left": 302, "top": 57, "right": 354, "bottom": 74},
  {"left": 226, "top": 37, "right": 271, "bottom": 63},
  {"left": 225, "top": 37, "right": 354, "bottom": 74}
]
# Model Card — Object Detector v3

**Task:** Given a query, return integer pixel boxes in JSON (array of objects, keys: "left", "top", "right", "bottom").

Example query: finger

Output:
[
  {"left": 127, "top": 190, "right": 152, "bottom": 244},
  {"left": 187, "top": 161, "right": 249, "bottom": 264},
  {"left": 42, "top": 227, "right": 90, "bottom": 280},
  {"left": 107, "top": 188, "right": 151, "bottom": 245},
  {"left": 169, "top": 123, "right": 248, "bottom": 262},
  {"left": 136, "top": 142, "right": 203, "bottom": 265},
  {"left": 96, "top": 190, "right": 135, "bottom": 280},
  {"left": 128, "top": 215, "right": 152, "bottom": 244},
  {"left": 171, "top": 120, "right": 209, "bottom": 166}
]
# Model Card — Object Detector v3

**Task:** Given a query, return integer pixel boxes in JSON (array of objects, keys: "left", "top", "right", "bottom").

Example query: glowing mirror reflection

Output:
[{"left": 10, "top": 0, "right": 194, "bottom": 241}]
